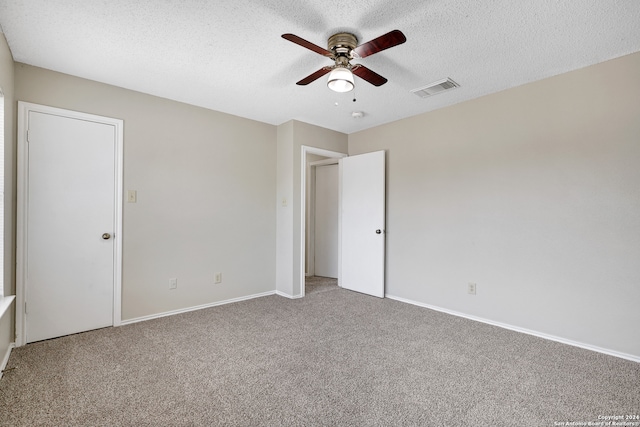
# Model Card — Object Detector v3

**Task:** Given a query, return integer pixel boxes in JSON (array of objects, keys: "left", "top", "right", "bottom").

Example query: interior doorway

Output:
[
  {"left": 313, "top": 163, "right": 338, "bottom": 278},
  {"left": 305, "top": 160, "right": 339, "bottom": 296},
  {"left": 300, "top": 146, "right": 346, "bottom": 298},
  {"left": 307, "top": 159, "right": 339, "bottom": 278},
  {"left": 299, "top": 147, "right": 387, "bottom": 299}
]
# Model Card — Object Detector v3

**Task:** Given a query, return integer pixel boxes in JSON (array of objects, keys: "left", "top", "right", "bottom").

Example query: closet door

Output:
[{"left": 17, "top": 102, "right": 123, "bottom": 345}]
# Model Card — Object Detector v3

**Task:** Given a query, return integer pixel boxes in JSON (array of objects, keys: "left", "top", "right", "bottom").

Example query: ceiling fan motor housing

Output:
[{"left": 328, "top": 33, "right": 358, "bottom": 59}]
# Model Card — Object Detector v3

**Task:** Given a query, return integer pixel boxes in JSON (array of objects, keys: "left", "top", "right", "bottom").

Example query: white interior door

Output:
[
  {"left": 340, "top": 150, "right": 386, "bottom": 298},
  {"left": 314, "top": 164, "right": 339, "bottom": 278},
  {"left": 25, "top": 110, "right": 117, "bottom": 343}
]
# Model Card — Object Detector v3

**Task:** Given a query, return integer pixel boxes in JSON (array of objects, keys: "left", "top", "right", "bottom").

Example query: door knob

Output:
[
  {"left": 102, "top": 233, "right": 111, "bottom": 240},
  {"left": 376, "top": 229, "right": 382, "bottom": 234}
]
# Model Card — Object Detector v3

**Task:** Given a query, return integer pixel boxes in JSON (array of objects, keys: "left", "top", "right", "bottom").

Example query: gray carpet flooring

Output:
[
  {"left": 1, "top": 288, "right": 638, "bottom": 426},
  {"left": 305, "top": 275, "right": 338, "bottom": 295}
]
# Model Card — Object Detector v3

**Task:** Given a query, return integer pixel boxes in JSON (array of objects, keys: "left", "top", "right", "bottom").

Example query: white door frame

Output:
[
  {"left": 300, "top": 146, "right": 346, "bottom": 297},
  {"left": 16, "top": 102, "right": 124, "bottom": 347}
]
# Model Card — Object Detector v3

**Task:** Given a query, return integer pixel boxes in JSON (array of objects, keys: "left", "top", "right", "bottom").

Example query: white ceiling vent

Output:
[{"left": 411, "top": 78, "right": 460, "bottom": 98}]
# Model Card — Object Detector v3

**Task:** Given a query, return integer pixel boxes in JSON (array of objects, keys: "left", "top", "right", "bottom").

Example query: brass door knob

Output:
[{"left": 102, "top": 233, "right": 111, "bottom": 240}]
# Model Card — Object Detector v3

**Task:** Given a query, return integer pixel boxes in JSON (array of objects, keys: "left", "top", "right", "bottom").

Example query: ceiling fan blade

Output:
[
  {"left": 352, "top": 30, "right": 406, "bottom": 58},
  {"left": 352, "top": 65, "right": 388, "bottom": 86},
  {"left": 296, "top": 67, "right": 332, "bottom": 85},
  {"left": 282, "top": 33, "right": 333, "bottom": 57}
]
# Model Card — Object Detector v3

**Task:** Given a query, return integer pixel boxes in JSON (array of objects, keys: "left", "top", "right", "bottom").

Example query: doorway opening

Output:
[{"left": 299, "top": 146, "right": 347, "bottom": 298}]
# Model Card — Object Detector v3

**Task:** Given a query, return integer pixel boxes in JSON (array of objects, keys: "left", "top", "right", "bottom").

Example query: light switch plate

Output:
[
  {"left": 468, "top": 282, "right": 476, "bottom": 295},
  {"left": 127, "top": 190, "right": 137, "bottom": 203}
]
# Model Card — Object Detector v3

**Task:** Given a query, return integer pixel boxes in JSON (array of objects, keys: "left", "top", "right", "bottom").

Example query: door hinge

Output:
[
  {"left": 26, "top": 129, "right": 30, "bottom": 143},
  {"left": 24, "top": 301, "right": 27, "bottom": 314}
]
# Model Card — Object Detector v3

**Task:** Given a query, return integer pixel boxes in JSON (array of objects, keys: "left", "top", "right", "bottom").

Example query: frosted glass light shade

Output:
[{"left": 327, "top": 67, "right": 354, "bottom": 92}]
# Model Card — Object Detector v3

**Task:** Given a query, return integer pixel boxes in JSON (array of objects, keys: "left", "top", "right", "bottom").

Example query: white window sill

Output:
[{"left": 0, "top": 295, "right": 15, "bottom": 319}]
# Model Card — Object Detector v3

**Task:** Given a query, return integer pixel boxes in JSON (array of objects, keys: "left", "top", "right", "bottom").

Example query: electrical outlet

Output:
[
  {"left": 214, "top": 272, "right": 222, "bottom": 284},
  {"left": 468, "top": 282, "right": 476, "bottom": 295},
  {"left": 169, "top": 278, "right": 177, "bottom": 290}
]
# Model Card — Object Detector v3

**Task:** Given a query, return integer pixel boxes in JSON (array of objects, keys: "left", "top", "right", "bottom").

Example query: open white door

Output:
[{"left": 340, "top": 150, "right": 385, "bottom": 298}]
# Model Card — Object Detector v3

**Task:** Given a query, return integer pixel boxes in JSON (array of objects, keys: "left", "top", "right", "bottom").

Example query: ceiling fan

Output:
[{"left": 281, "top": 30, "right": 406, "bottom": 93}]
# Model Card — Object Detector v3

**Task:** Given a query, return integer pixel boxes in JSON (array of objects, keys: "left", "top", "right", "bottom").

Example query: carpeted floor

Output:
[
  {"left": 305, "top": 275, "right": 338, "bottom": 295},
  {"left": 1, "top": 288, "right": 638, "bottom": 426}
]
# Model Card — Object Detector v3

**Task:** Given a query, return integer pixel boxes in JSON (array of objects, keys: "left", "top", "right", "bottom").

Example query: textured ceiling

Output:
[{"left": 1, "top": 1, "right": 639, "bottom": 134}]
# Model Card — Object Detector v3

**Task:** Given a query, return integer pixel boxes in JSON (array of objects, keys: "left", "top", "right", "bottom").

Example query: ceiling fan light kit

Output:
[
  {"left": 327, "top": 66, "right": 354, "bottom": 92},
  {"left": 282, "top": 30, "right": 406, "bottom": 92}
]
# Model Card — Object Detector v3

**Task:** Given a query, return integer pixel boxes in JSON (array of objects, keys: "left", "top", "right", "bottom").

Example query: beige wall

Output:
[
  {"left": 0, "top": 32, "right": 15, "bottom": 360},
  {"left": 0, "top": 33, "right": 15, "bottom": 299},
  {"left": 276, "top": 121, "right": 294, "bottom": 296},
  {"left": 15, "top": 64, "right": 277, "bottom": 320},
  {"left": 349, "top": 52, "right": 640, "bottom": 358}
]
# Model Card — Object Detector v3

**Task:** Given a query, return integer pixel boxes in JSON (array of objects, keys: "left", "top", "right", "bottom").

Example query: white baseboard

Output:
[
  {"left": 275, "top": 290, "right": 303, "bottom": 299},
  {"left": 120, "top": 291, "right": 277, "bottom": 326},
  {"left": 386, "top": 294, "right": 640, "bottom": 363},
  {"left": 0, "top": 342, "right": 15, "bottom": 380}
]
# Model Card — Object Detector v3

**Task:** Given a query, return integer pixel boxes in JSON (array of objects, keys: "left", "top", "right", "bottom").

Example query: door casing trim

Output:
[{"left": 16, "top": 102, "right": 124, "bottom": 346}]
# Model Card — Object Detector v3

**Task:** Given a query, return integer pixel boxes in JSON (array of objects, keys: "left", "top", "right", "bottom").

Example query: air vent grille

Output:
[{"left": 411, "top": 78, "right": 460, "bottom": 98}]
